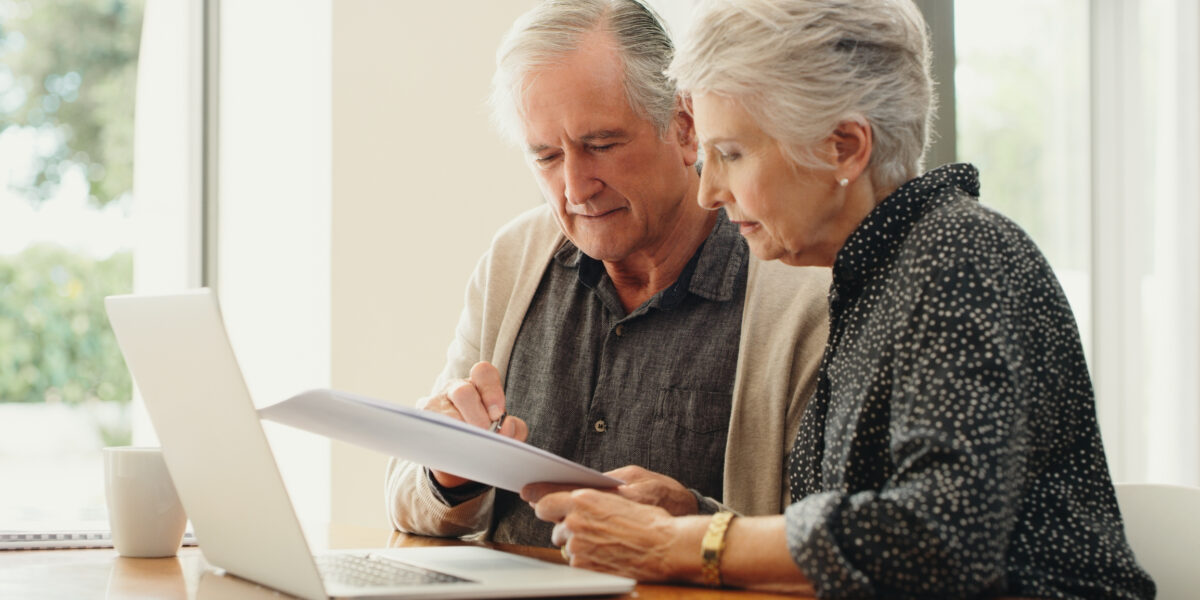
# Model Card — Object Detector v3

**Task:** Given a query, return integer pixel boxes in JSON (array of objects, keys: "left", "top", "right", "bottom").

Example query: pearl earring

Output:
[{"left": 838, "top": 178, "right": 849, "bottom": 187}]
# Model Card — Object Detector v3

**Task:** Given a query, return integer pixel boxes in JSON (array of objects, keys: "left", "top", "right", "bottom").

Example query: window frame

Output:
[{"left": 923, "top": 0, "right": 1200, "bottom": 485}]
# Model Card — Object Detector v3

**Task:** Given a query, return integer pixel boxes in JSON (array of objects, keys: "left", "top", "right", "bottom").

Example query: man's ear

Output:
[
  {"left": 831, "top": 119, "right": 872, "bottom": 184},
  {"left": 673, "top": 95, "right": 699, "bottom": 167}
]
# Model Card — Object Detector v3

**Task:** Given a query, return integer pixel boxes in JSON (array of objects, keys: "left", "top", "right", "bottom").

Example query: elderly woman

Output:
[{"left": 524, "top": 0, "right": 1155, "bottom": 598}]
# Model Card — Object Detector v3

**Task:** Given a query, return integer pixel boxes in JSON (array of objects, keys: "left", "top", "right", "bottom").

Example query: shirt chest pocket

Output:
[
  {"left": 648, "top": 388, "right": 733, "bottom": 500},
  {"left": 655, "top": 388, "right": 733, "bottom": 433}
]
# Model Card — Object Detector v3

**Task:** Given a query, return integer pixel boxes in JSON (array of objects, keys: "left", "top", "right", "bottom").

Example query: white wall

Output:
[
  {"left": 330, "top": 0, "right": 539, "bottom": 529},
  {"left": 216, "top": 0, "right": 332, "bottom": 528}
]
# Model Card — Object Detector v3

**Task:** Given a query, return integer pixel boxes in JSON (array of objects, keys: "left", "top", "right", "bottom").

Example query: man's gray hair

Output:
[
  {"left": 668, "top": 0, "right": 935, "bottom": 190},
  {"left": 490, "top": 0, "right": 678, "bottom": 146}
]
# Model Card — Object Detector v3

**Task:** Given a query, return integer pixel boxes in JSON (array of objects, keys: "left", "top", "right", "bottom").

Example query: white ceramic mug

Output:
[{"left": 103, "top": 447, "right": 188, "bottom": 558}]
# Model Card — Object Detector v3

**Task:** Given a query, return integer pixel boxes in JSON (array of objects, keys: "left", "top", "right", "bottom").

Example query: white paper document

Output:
[{"left": 259, "top": 389, "right": 623, "bottom": 493}]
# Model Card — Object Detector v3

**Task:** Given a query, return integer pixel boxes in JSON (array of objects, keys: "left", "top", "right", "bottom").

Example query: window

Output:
[
  {"left": 0, "top": 0, "right": 205, "bottom": 529},
  {"left": 943, "top": 0, "right": 1200, "bottom": 485},
  {"left": 0, "top": 0, "right": 144, "bottom": 527},
  {"left": 954, "top": 0, "right": 1092, "bottom": 358},
  {"left": 1089, "top": 0, "right": 1200, "bottom": 485}
]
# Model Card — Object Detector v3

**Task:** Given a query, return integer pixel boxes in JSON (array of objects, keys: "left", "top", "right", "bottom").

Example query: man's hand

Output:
[
  {"left": 521, "top": 465, "right": 699, "bottom": 516},
  {"left": 416, "top": 361, "right": 528, "bottom": 488}
]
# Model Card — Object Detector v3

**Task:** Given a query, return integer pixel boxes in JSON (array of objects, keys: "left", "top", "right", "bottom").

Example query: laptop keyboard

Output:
[{"left": 315, "top": 554, "right": 471, "bottom": 587}]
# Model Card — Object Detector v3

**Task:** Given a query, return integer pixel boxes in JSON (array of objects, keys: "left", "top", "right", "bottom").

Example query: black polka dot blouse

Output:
[{"left": 784, "top": 164, "right": 1155, "bottom": 599}]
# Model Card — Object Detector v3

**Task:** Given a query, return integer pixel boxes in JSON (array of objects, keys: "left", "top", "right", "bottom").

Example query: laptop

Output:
[
  {"left": 0, "top": 528, "right": 196, "bottom": 551},
  {"left": 104, "top": 289, "right": 635, "bottom": 599}
]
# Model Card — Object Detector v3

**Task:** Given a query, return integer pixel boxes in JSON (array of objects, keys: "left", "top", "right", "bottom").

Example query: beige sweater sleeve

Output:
[
  {"left": 721, "top": 258, "right": 830, "bottom": 516},
  {"left": 384, "top": 458, "right": 496, "bottom": 537},
  {"left": 384, "top": 205, "right": 561, "bottom": 537}
]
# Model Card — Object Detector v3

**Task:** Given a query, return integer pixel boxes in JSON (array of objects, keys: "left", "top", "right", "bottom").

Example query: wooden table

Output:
[{"left": 0, "top": 524, "right": 803, "bottom": 599}]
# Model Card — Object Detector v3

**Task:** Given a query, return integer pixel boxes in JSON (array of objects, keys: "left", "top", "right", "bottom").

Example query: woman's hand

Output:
[
  {"left": 532, "top": 488, "right": 696, "bottom": 581},
  {"left": 534, "top": 490, "right": 813, "bottom": 592},
  {"left": 605, "top": 465, "right": 700, "bottom": 515},
  {"left": 521, "top": 465, "right": 699, "bottom": 516}
]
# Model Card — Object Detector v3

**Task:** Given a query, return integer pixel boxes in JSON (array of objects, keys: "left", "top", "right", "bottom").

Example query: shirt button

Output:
[
  {"left": 593, "top": 419, "right": 607, "bottom": 433},
  {"left": 614, "top": 324, "right": 625, "bottom": 337}
]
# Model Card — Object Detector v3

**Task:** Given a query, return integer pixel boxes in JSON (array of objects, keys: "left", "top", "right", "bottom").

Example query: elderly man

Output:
[{"left": 385, "top": 0, "right": 828, "bottom": 547}]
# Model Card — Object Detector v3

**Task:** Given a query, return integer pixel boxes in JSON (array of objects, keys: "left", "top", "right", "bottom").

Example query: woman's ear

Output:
[
  {"left": 674, "top": 95, "right": 700, "bottom": 167},
  {"left": 831, "top": 119, "right": 872, "bottom": 184}
]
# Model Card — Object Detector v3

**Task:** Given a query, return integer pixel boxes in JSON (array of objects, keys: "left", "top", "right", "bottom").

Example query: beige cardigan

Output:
[{"left": 385, "top": 205, "right": 830, "bottom": 538}]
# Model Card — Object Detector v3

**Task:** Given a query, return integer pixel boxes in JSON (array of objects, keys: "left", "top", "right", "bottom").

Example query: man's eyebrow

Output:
[
  {"left": 526, "top": 130, "right": 628, "bottom": 154},
  {"left": 580, "top": 129, "right": 626, "bottom": 143}
]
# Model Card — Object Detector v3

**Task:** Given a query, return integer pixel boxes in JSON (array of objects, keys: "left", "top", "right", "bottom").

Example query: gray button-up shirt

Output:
[{"left": 439, "top": 210, "right": 749, "bottom": 547}]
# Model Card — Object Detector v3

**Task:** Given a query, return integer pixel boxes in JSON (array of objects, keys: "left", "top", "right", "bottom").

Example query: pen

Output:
[{"left": 488, "top": 411, "right": 507, "bottom": 434}]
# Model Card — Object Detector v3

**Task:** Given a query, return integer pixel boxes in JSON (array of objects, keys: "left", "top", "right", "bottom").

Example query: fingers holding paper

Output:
[
  {"left": 416, "top": 361, "right": 528, "bottom": 488},
  {"left": 604, "top": 465, "right": 699, "bottom": 516},
  {"left": 522, "top": 465, "right": 695, "bottom": 516}
]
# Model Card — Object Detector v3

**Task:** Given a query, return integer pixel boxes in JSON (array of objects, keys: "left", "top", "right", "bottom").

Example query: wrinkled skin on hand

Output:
[{"left": 534, "top": 488, "right": 684, "bottom": 581}]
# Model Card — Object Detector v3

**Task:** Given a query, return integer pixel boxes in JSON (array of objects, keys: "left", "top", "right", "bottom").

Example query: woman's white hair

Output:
[
  {"left": 668, "top": 0, "right": 935, "bottom": 190},
  {"left": 489, "top": 0, "right": 678, "bottom": 146}
]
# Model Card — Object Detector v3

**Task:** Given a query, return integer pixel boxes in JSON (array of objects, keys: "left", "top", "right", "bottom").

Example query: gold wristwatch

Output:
[{"left": 700, "top": 511, "right": 735, "bottom": 587}]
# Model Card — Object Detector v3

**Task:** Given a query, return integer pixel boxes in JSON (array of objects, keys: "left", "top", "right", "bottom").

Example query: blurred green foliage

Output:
[
  {"left": 0, "top": 0, "right": 143, "bottom": 410},
  {"left": 953, "top": 0, "right": 1090, "bottom": 273},
  {"left": 0, "top": 245, "right": 132, "bottom": 404},
  {"left": 0, "top": 0, "right": 144, "bottom": 208}
]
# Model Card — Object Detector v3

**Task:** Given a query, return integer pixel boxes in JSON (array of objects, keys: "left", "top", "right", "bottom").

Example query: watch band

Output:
[{"left": 700, "top": 511, "right": 735, "bottom": 587}]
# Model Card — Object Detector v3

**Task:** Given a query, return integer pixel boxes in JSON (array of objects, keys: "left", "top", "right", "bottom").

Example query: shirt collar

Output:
[
  {"left": 552, "top": 208, "right": 747, "bottom": 307},
  {"left": 832, "top": 163, "right": 981, "bottom": 295}
]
